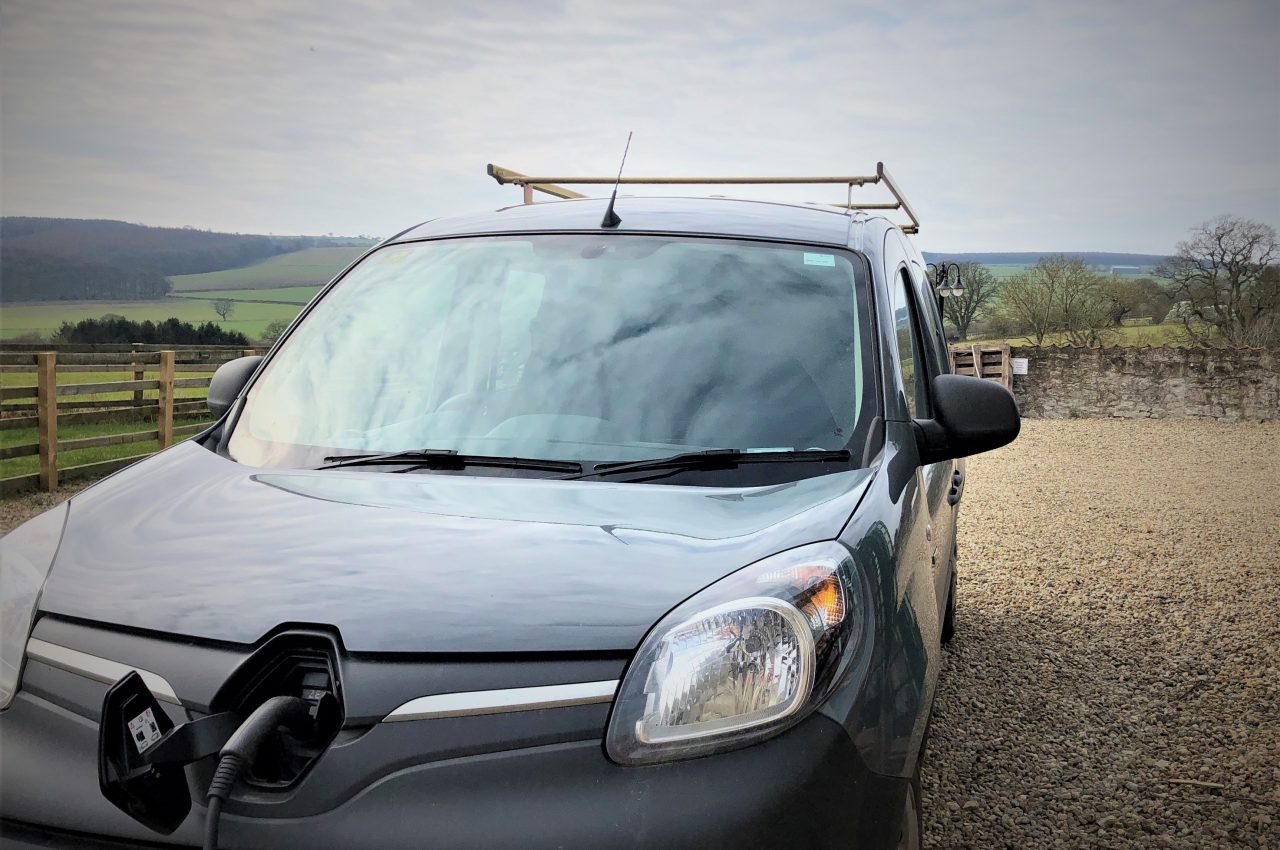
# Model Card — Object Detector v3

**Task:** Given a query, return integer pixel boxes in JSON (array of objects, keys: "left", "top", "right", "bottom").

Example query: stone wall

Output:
[{"left": 1008, "top": 346, "right": 1280, "bottom": 421}]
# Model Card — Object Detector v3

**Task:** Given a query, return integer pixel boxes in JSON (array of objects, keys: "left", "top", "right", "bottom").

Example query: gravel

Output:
[
  {"left": 0, "top": 482, "right": 90, "bottom": 535},
  {"left": 3, "top": 420, "right": 1277, "bottom": 848},
  {"left": 924, "top": 419, "right": 1280, "bottom": 849}
]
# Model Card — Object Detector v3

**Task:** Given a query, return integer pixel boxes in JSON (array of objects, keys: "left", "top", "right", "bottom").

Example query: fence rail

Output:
[
  {"left": 1, "top": 347, "right": 257, "bottom": 496},
  {"left": 1, "top": 363, "right": 224, "bottom": 373},
  {"left": 0, "top": 342, "right": 254, "bottom": 354}
]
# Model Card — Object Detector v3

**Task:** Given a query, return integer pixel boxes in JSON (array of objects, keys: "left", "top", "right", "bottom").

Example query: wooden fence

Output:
[{"left": 1, "top": 347, "right": 257, "bottom": 495}]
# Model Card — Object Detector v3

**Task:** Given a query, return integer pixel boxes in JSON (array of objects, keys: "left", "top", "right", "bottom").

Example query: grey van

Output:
[{"left": 0, "top": 174, "right": 1019, "bottom": 849}]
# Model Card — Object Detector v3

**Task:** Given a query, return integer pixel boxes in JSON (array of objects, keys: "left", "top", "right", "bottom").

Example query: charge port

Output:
[{"left": 215, "top": 639, "right": 345, "bottom": 789}]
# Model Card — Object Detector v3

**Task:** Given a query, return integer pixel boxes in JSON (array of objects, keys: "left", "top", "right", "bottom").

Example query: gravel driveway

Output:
[
  {"left": 925, "top": 419, "right": 1279, "bottom": 849},
  {"left": 3, "top": 420, "right": 1276, "bottom": 848},
  {"left": 0, "top": 482, "right": 90, "bottom": 534}
]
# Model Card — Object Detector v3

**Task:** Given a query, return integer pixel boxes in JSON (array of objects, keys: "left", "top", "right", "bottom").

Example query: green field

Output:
[
  {"left": 967, "top": 322, "right": 1193, "bottom": 348},
  {"left": 970, "top": 264, "right": 1157, "bottom": 280},
  {"left": 982, "top": 264, "right": 1030, "bottom": 279},
  {"left": 173, "top": 286, "right": 322, "bottom": 305},
  {"left": 0, "top": 419, "right": 211, "bottom": 479},
  {"left": 0, "top": 299, "right": 302, "bottom": 340},
  {"left": 167, "top": 247, "right": 366, "bottom": 291}
]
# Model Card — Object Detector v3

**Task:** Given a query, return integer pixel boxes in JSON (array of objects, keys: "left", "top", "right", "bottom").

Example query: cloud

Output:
[{"left": 1, "top": 0, "right": 1277, "bottom": 251}]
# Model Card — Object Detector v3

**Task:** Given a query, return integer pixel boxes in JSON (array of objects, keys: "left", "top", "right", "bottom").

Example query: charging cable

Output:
[{"left": 203, "top": 696, "right": 312, "bottom": 850}]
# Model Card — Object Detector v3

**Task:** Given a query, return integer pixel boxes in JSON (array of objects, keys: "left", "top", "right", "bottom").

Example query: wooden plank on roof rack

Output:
[{"left": 485, "top": 161, "right": 921, "bottom": 231}]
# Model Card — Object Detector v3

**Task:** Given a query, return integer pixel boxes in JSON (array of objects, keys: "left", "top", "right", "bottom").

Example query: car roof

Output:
[{"left": 391, "top": 196, "right": 863, "bottom": 248}]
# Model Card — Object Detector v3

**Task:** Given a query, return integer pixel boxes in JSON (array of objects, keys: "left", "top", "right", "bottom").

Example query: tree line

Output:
[
  {"left": 53, "top": 316, "right": 250, "bottom": 346},
  {"left": 1, "top": 249, "right": 172, "bottom": 302},
  {"left": 934, "top": 215, "right": 1279, "bottom": 348}
]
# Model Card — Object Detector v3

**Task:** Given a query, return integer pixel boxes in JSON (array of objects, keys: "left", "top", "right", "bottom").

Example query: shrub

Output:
[{"left": 260, "top": 318, "right": 291, "bottom": 343}]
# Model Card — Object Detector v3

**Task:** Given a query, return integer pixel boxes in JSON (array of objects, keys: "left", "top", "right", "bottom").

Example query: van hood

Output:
[{"left": 39, "top": 443, "right": 873, "bottom": 653}]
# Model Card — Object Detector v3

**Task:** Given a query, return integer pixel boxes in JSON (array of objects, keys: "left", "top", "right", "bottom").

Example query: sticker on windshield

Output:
[
  {"left": 803, "top": 252, "right": 836, "bottom": 267},
  {"left": 128, "top": 708, "right": 163, "bottom": 754},
  {"left": 376, "top": 249, "right": 411, "bottom": 265}
]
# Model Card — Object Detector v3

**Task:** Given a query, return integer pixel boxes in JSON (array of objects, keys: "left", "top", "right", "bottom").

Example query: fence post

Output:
[
  {"left": 37, "top": 352, "right": 58, "bottom": 492},
  {"left": 157, "top": 350, "right": 175, "bottom": 449},
  {"left": 131, "top": 342, "right": 145, "bottom": 405}
]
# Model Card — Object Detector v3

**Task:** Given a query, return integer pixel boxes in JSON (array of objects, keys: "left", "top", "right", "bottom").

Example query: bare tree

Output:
[
  {"left": 1000, "top": 269, "right": 1056, "bottom": 346},
  {"left": 934, "top": 262, "right": 999, "bottom": 341},
  {"left": 1102, "top": 277, "right": 1172, "bottom": 326},
  {"left": 999, "top": 256, "right": 1114, "bottom": 346},
  {"left": 1156, "top": 216, "right": 1280, "bottom": 347},
  {"left": 212, "top": 298, "right": 236, "bottom": 322}
]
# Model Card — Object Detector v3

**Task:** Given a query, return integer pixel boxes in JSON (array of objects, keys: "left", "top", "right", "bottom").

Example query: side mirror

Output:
[
  {"left": 207, "top": 356, "right": 263, "bottom": 419},
  {"left": 914, "top": 374, "right": 1020, "bottom": 465}
]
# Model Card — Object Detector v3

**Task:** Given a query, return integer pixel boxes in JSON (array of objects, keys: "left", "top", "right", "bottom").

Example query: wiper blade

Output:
[
  {"left": 560, "top": 448, "right": 851, "bottom": 481},
  {"left": 317, "top": 448, "right": 582, "bottom": 474}
]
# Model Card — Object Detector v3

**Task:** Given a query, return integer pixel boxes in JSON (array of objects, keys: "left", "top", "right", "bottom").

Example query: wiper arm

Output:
[
  {"left": 560, "top": 448, "right": 851, "bottom": 481},
  {"left": 317, "top": 448, "right": 582, "bottom": 474}
]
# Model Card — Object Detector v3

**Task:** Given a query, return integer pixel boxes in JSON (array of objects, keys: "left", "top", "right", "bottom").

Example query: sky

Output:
[{"left": 1, "top": 0, "right": 1277, "bottom": 253}]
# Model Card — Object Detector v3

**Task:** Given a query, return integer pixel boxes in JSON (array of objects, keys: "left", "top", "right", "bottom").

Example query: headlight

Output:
[
  {"left": 0, "top": 502, "right": 68, "bottom": 710},
  {"left": 606, "top": 540, "right": 869, "bottom": 765}
]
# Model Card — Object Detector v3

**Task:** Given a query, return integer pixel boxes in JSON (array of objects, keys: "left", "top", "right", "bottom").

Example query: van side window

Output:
[
  {"left": 892, "top": 269, "right": 930, "bottom": 419},
  {"left": 910, "top": 262, "right": 950, "bottom": 376}
]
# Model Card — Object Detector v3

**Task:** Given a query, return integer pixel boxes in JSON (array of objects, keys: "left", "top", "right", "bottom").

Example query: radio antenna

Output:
[{"left": 600, "top": 131, "right": 632, "bottom": 228}]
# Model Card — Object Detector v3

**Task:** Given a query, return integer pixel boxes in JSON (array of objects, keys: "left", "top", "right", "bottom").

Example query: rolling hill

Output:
[
  {"left": 0, "top": 217, "right": 376, "bottom": 302},
  {"left": 167, "top": 247, "right": 367, "bottom": 291}
]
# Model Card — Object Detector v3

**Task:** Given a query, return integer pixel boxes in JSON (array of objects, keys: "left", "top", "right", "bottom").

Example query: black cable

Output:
[
  {"left": 202, "top": 697, "right": 311, "bottom": 850},
  {"left": 203, "top": 752, "right": 242, "bottom": 850},
  {"left": 203, "top": 794, "right": 224, "bottom": 850}
]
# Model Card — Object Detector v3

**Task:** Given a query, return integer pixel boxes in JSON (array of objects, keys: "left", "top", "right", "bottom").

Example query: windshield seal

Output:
[{"left": 225, "top": 232, "right": 880, "bottom": 486}]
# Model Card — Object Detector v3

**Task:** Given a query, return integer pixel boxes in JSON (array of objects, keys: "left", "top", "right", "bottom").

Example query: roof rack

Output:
[{"left": 486, "top": 161, "right": 920, "bottom": 234}]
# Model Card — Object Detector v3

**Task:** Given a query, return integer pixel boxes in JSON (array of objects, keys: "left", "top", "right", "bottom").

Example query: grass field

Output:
[
  {"left": 172, "top": 285, "right": 322, "bottom": 305},
  {"left": 0, "top": 418, "right": 211, "bottom": 478},
  {"left": 967, "top": 322, "right": 1193, "bottom": 348},
  {"left": 167, "top": 247, "right": 366, "bottom": 291},
  {"left": 967, "top": 264, "right": 1158, "bottom": 280},
  {"left": 981, "top": 264, "right": 1030, "bottom": 279},
  {"left": 0, "top": 299, "right": 301, "bottom": 340}
]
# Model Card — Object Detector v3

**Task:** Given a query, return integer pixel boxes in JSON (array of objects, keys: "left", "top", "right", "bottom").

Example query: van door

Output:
[
  {"left": 909, "top": 260, "right": 959, "bottom": 605},
  {"left": 883, "top": 231, "right": 954, "bottom": 625}
]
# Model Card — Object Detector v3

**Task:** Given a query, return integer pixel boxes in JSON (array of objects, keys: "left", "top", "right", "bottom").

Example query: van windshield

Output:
[{"left": 228, "top": 235, "right": 876, "bottom": 479}]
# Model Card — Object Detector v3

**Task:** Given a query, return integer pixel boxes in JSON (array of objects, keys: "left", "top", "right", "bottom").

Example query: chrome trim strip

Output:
[
  {"left": 383, "top": 680, "right": 618, "bottom": 723},
  {"left": 24, "top": 637, "right": 181, "bottom": 706}
]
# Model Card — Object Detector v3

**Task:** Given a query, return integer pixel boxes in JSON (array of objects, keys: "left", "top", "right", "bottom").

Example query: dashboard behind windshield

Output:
[{"left": 228, "top": 234, "right": 877, "bottom": 476}]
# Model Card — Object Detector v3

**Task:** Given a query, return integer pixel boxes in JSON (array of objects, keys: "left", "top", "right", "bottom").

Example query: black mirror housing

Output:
[
  {"left": 914, "top": 374, "right": 1020, "bottom": 465},
  {"left": 208, "top": 356, "right": 263, "bottom": 419}
]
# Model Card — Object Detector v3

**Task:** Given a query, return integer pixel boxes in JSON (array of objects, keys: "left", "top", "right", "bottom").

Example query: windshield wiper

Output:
[
  {"left": 317, "top": 448, "right": 582, "bottom": 474},
  {"left": 560, "top": 448, "right": 851, "bottom": 481}
]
